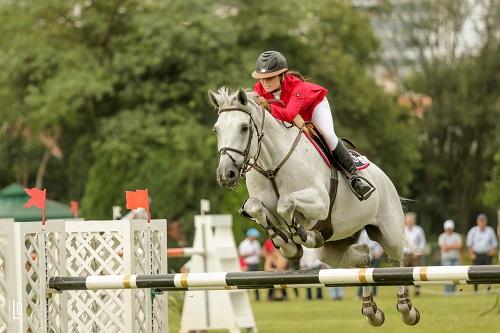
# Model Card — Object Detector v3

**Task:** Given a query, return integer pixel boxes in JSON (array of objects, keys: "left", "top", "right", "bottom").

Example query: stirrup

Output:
[{"left": 349, "top": 176, "right": 376, "bottom": 201}]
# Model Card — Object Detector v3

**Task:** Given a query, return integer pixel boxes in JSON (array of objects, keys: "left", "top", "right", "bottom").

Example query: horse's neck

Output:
[{"left": 254, "top": 111, "right": 300, "bottom": 169}]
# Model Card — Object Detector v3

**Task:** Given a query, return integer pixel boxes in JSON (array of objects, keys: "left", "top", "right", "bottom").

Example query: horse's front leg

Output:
[
  {"left": 242, "top": 197, "right": 303, "bottom": 260},
  {"left": 277, "top": 187, "right": 329, "bottom": 248}
]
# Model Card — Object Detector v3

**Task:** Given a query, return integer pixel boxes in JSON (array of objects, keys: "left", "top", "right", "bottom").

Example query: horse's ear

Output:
[
  {"left": 237, "top": 88, "right": 248, "bottom": 105},
  {"left": 208, "top": 90, "right": 219, "bottom": 109}
]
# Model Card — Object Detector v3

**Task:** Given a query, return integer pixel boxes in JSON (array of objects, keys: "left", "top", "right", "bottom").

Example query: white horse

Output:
[{"left": 209, "top": 87, "right": 420, "bottom": 326}]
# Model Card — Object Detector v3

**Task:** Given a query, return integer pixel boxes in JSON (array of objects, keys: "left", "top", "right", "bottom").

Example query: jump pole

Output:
[
  {"left": 167, "top": 247, "right": 205, "bottom": 257},
  {"left": 48, "top": 265, "right": 500, "bottom": 292}
]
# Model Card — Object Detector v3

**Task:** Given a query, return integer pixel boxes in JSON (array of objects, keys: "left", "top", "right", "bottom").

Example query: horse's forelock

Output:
[
  {"left": 215, "top": 87, "right": 256, "bottom": 108},
  {"left": 213, "top": 87, "right": 232, "bottom": 107}
]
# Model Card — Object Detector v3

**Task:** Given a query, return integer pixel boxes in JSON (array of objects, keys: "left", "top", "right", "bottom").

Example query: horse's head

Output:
[{"left": 209, "top": 87, "right": 262, "bottom": 188}]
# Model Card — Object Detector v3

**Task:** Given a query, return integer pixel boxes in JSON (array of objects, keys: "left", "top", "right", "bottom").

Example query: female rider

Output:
[{"left": 252, "top": 51, "right": 373, "bottom": 200}]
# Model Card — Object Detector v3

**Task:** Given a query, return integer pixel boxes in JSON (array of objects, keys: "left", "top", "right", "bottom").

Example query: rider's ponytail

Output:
[{"left": 285, "top": 70, "right": 307, "bottom": 81}]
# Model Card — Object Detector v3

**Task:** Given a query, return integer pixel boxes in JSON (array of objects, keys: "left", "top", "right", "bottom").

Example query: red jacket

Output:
[{"left": 253, "top": 74, "right": 328, "bottom": 122}]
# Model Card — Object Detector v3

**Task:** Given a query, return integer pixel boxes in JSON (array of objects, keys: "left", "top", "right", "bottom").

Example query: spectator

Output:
[
  {"left": 180, "top": 259, "right": 192, "bottom": 273},
  {"left": 238, "top": 228, "right": 262, "bottom": 300},
  {"left": 239, "top": 256, "right": 249, "bottom": 272},
  {"left": 328, "top": 287, "right": 344, "bottom": 301},
  {"left": 262, "top": 238, "right": 290, "bottom": 301},
  {"left": 261, "top": 238, "right": 276, "bottom": 271},
  {"left": 497, "top": 217, "right": 500, "bottom": 262},
  {"left": 403, "top": 212, "right": 426, "bottom": 296},
  {"left": 466, "top": 213, "right": 498, "bottom": 293},
  {"left": 356, "top": 230, "right": 384, "bottom": 299},
  {"left": 438, "top": 219, "right": 462, "bottom": 295},
  {"left": 300, "top": 246, "right": 323, "bottom": 300},
  {"left": 262, "top": 239, "right": 276, "bottom": 301}
]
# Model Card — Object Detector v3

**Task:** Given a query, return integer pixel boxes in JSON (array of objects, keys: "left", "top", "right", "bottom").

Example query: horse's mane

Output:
[{"left": 214, "top": 87, "right": 257, "bottom": 108}]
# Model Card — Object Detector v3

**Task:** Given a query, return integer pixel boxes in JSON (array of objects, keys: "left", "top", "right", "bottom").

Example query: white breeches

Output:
[{"left": 311, "top": 97, "right": 339, "bottom": 150}]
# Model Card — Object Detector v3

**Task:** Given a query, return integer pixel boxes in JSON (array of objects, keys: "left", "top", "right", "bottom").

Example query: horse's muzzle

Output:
[{"left": 216, "top": 165, "right": 240, "bottom": 187}]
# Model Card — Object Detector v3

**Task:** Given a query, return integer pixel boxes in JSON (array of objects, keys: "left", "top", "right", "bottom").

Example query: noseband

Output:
[{"left": 217, "top": 101, "right": 304, "bottom": 198}]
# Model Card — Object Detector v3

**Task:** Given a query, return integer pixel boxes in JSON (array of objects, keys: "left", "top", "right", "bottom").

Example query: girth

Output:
[{"left": 311, "top": 168, "right": 338, "bottom": 241}]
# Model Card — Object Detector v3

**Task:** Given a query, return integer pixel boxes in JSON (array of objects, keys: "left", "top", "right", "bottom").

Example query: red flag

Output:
[
  {"left": 125, "top": 189, "right": 151, "bottom": 223},
  {"left": 24, "top": 188, "right": 47, "bottom": 225},
  {"left": 24, "top": 188, "right": 46, "bottom": 209},
  {"left": 70, "top": 200, "right": 79, "bottom": 218},
  {"left": 126, "top": 190, "right": 149, "bottom": 209}
]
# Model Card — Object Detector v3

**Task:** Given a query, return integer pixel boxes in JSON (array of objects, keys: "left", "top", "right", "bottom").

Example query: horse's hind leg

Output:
[
  {"left": 322, "top": 239, "right": 385, "bottom": 326},
  {"left": 365, "top": 226, "right": 421, "bottom": 326},
  {"left": 361, "top": 285, "right": 385, "bottom": 327},
  {"left": 356, "top": 237, "right": 385, "bottom": 326},
  {"left": 393, "top": 259, "right": 421, "bottom": 325}
]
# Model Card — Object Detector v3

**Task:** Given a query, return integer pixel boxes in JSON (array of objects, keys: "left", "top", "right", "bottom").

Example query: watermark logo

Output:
[
  {"left": 10, "top": 300, "right": 22, "bottom": 321},
  {"left": 2, "top": 299, "right": 23, "bottom": 322}
]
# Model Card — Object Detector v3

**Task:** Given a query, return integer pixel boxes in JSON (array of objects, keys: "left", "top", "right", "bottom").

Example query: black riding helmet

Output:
[{"left": 252, "top": 51, "right": 288, "bottom": 79}]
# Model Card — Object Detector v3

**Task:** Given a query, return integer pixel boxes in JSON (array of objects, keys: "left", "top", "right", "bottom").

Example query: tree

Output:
[
  {"left": 0, "top": 0, "right": 421, "bottom": 233},
  {"left": 0, "top": 0, "right": 129, "bottom": 193},
  {"left": 483, "top": 152, "right": 500, "bottom": 209},
  {"left": 389, "top": 0, "right": 500, "bottom": 232}
]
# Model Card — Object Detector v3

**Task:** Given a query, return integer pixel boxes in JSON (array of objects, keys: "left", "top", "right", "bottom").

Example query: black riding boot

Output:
[{"left": 331, "top": 141, "right": 374, "bottom": 200}]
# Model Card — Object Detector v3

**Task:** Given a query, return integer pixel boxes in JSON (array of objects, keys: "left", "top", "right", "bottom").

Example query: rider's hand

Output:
[
  {"left": 255, "top": 96, "right": 270, "bottom": 111},
  {"left": 293, "top": 115, "right": 306, "bottom": 129}
]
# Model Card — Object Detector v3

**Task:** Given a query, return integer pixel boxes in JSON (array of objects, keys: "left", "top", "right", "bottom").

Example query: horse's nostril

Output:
[{"left": 227, "top": 170, "right": 236, "bottom": 180}]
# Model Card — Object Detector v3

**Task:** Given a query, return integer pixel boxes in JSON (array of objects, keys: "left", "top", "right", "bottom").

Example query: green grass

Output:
[{"left": 168, "top": 285, "right": 500, "bottom": 332}]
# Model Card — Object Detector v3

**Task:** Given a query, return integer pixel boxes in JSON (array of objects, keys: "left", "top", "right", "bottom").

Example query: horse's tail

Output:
[{"left": 399, "top": 197, "right": 415, "bottom": 213}]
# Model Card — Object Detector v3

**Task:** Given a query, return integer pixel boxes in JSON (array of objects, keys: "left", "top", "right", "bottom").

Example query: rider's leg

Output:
[
  {"left": 311, "top": 98, "right": 374, "bottom": 200},
  {"left": 310, "top": 97, "right": 339, "bottom": 151},
  {"left": 333, "top": 140, "right": 373, "bottom": 200}
]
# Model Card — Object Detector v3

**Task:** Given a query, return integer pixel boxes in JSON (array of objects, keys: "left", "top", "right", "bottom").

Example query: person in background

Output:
[
  {"left": 437, "top": 219, "right": 462, "bottom": 295},
  {"left": 497, "top": 217, "right": 500, "bottom": 262},
  {"left": 328, "top": 286, "right": 344, "bottom": 301},
  {"left": 180, "top": 259, "right": 192, "bottom": 273},
  {"left": 262, "top": 238, "right": 277, "bottom": 301},
  {"left": 262, "top": 238, "right": 290, "bottom": 301},
  {"left": 300, "top": 246, "right": 323, "bottom": 300},
  {"left": 239, "top": 255, "right": 249, "bottom": 272},
  {"left": 356, "top": 229, "right": 384, "bottom": 299},
  {"left": 466, "top": 213, "right": 498, "bottom": 293},
  {"left": 403, "top": 212, "right": 426, "bottom": 296},
  {"left": 238, "top": 228, "right": 262, "bottom": 300}
]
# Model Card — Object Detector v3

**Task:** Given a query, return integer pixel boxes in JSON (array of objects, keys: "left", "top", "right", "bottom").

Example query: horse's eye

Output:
[{"left": 241, "top": 124, "right": 249, "bottom": 133}]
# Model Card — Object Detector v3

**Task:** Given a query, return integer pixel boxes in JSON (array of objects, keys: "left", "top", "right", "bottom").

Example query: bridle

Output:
[
  {"left": 217, "top": 101, "right": 266, "bottom": 177},
  {"left": 217, "top": 100, "right": 303, "bottom": 198}
]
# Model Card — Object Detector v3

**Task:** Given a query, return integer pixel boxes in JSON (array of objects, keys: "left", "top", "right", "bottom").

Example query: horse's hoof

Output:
[
  {"left": 284, "top": 244, "right": 303, "bottom": 261},
  {"left": 397, "top": 302, "right": 410, "bottom": 313},
  {"left": 409, "top": 308, "right": 420, "bottom": 325},
  {"left": 361, "top": 253, "right": 371, "bottom": 267},
  {"left": 367, "top": 309, "right": 385, "bottom": 327},
  {"left": 297, "top": 226, "right": 308, "bottom": 242},
  {"left": 402, "top": 307, "right": 420, "bottom": 326},
  {"left": 362, "top": 298, "right": 385, "bottom": 327}
]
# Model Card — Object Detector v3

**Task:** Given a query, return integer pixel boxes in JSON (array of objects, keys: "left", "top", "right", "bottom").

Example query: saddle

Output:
[{"left": 301, "top": 121, "right": 371, "bottom": 171}]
